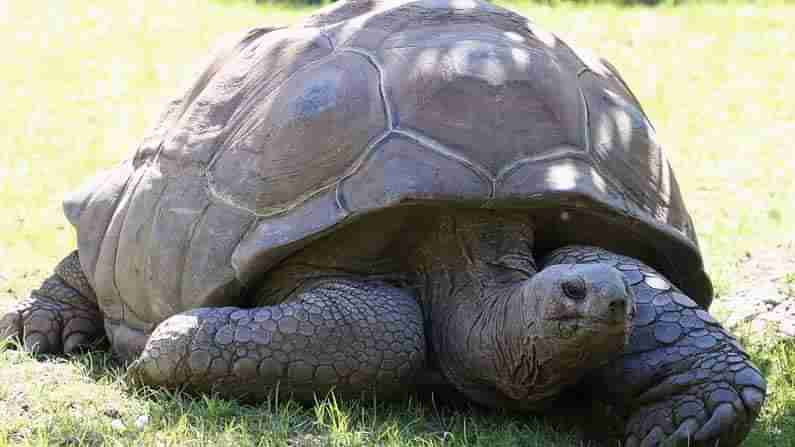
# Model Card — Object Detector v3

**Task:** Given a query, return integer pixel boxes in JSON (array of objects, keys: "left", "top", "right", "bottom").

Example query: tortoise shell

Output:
[{"left": 63, "top": 0, "right": 711, "bottom": 331}]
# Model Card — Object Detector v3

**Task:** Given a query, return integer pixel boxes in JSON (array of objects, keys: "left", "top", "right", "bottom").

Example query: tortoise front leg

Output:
[
  {"left": 544, "top": 246, "right": 766, "bottom": 447},
  {"left": 128, "top": 278, "right": 426, "bottom": 401},
  {"left": 0, "top": 251, "right": 104, "bottom": 354}
]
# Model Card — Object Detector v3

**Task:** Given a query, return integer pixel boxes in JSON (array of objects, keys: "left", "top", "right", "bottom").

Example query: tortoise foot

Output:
[
  {"left": 128, "top": 278, "right": 426, "bottom": 400},
  {"left": 623, "top": 350, "right": 765, "bottom": 447},
  {"left": 0, "top": 252, "right": 103, "bottom": 354},
  {"left": 545, "top": 246, "right": 766, "bottom": 447}
]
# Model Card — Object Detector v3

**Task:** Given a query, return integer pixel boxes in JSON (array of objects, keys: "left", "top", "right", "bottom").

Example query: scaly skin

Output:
[
  {"left": 128, "top": 278, "right": 426, "bottom": 400},
  {"left": 0, "top": 251, "right": 104, "bottom": 354},
  {"left": 544, "top": 246, "right": 766, "bottom": 447}
]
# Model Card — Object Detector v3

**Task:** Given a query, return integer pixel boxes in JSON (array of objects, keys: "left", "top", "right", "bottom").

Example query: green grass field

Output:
[{"left": 1, "top": 0, "right": 794, "bottom": 445}]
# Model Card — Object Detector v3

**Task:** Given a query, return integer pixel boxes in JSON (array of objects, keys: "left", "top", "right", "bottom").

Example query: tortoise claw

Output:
[
  {"left": 693, "top": 403, "right": 737, "bottom": 442},
  {"left": 0, "top": 255, "right": 103, "bottom": 356},
  {"left": 625, "top": 367, "right": 764, "bottom": 447},
  {"left": 0, "top": 308, "right": 23, "bottom": 346}
]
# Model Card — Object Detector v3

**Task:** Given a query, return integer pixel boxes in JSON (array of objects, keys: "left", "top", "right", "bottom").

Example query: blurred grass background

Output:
[{"left": 1, "top": 0, "right": 793, "bottom": 445}]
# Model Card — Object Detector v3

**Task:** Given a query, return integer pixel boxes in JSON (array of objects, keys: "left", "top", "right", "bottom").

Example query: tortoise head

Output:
[
  {"left": 491, "top": 263, "right": 635, "bottom": 403},
  {"left": 529, "top": 263, "right": 635, "bottom": 339}
]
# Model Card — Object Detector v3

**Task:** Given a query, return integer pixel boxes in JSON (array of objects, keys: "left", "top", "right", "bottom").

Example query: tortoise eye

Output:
[{"left": 562, "top": 277, "right": 587, "bottom": 301}]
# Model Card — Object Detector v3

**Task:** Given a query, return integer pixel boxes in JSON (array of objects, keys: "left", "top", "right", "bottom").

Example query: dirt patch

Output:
[{"left": 715, "top": 240, "right": 795, "bottom": 339}]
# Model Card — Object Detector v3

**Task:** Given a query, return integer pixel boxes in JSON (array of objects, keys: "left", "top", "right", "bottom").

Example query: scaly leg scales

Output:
[{"left": 129, "top": 278, "right": 426, "bottom": 400}]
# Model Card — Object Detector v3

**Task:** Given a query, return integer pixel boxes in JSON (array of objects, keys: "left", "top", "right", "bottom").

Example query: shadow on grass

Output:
[
  {"left": 1, "top": 337, "right": 612, "bottom": 446},
  {"left": 118, "top": 381, "right": 606, "bottom": 446},
  {"left": 70, "top": 348, "right": 127, "bottom": 383},
  {"left": 13, "top": 333, "right": 788, "bottom": 446},
  {"left": 8, "top": 333, "right": 788, "bottom": 446}
]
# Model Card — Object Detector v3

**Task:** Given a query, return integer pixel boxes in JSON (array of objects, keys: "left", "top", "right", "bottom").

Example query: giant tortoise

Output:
[{"left": 1, "top": 0, "right": 766, "bottom": 445}]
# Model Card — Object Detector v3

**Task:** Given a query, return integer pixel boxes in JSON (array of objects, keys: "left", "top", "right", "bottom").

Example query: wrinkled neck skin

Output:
[{"left": 417, "top": 211, "right": 616, "bottom": 408}]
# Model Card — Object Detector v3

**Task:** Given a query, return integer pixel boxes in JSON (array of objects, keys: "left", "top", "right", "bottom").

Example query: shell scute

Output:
[
  {"left": 208, "top": 51, "right": 386, "bottom": 215},
  {"left": 380, "top": 37, "right": 585, "bottom": 176},
  {"left": 339, "top": 133, "right": 493, "bottom": 212},
  {"left": 161, "top": 28, "right": 333, "bottom": 167},
  {"left": 579, "top": 69, "right": 695, "bottom": 242}
]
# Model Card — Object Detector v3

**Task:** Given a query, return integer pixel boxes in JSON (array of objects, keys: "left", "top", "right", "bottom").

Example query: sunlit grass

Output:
[{"left": 1, "top": 0, "right": 794, "bottom": 445}]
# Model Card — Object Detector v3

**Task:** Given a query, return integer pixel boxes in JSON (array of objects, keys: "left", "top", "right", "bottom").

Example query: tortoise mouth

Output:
[
  {"left": 549, "top": 313, "right": 631, "bottom": 339},
  {"left": 554, "top": 317, "right": 582, "bottom": 339},
  {"left": 548, "top": 312, "right": 625, "bottom": 323}
]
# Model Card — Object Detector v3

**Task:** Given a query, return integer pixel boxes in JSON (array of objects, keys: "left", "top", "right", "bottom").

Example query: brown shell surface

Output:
[{"left": 63, "top": 0, "right": 711, "bottom": 331}]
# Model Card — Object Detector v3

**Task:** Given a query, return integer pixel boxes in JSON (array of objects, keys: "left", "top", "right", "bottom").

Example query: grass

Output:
[
  {"left": 0, "top": 343, "right": 587, "bottom": 447},
  {"left": 0, "top": 0, "right": 793, "bottom": 445}
]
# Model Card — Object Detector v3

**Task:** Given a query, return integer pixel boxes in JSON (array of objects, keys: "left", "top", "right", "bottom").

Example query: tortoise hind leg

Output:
[
  {"left": 128, "top": 278, "right": 426, "bottom": 401},
  {"left": 544, "top": 246, "right": 766, "bottom": 447},
  {"left": 0, "top": 251, "right": 104, "bottom": 354}
]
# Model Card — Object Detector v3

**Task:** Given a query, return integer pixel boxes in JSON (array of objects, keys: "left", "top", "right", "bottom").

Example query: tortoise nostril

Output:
[
  {"left": 562, "top": 277, "right": 587, "bottom": 301},
  {"left": 609, "top": 298, "right": 626, "bottom": 312},
  {"left": 607, "top": 297, "right": 628, "bottom": 319}
]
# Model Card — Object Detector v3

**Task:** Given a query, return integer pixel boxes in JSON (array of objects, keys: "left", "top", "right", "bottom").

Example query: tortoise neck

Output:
[{"left": 414, "top": 209, "right": 537, "bottom": 305}]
